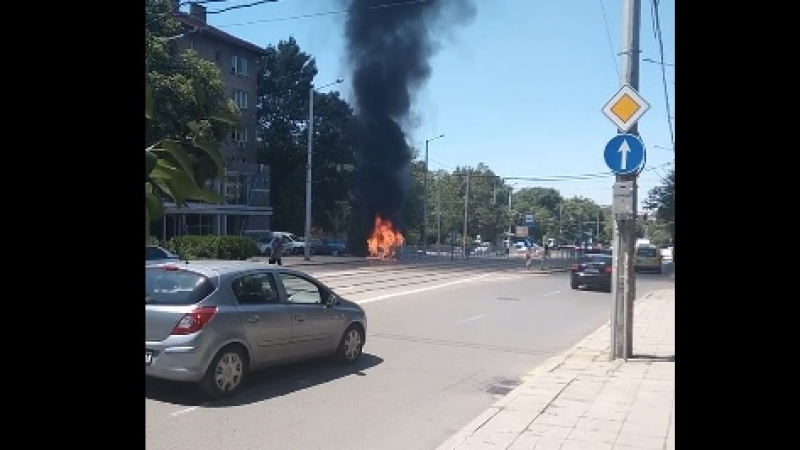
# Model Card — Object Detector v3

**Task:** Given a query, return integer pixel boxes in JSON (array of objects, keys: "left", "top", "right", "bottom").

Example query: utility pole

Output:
[
  {"left": 304, "top": 78, "right": 343, "bottom": 261},
  {"left": 422, "top": 133, "right": 444, "bottom": 255},
  {"left": 610, "top": 0, "right": 642, "bottom": 360},
  {"left": 463, "top": 171, "right": 470, "bottom": 257},
  {"left": 303, "top": 86, "right": 315, "bottom": 261},
  {"left": 436, "top": 176, "right": 442, "bottom": 249},
  {"left": 596, "top": 209, "right": 601, "bottom": 243},
  {"left": 557, "top": 204, "right": 562, "bottom": 247}
]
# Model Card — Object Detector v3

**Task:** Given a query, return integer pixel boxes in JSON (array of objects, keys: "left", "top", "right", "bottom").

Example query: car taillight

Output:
[
  {"left": 170, "top": 307, "right": 217, "bottom": 335},
  {"left": 604, "top": 266, "right": 612, "bottom": 274}
]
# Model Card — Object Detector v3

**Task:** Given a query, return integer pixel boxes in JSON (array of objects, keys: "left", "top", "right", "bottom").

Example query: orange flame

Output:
[{"left": 366, "top": 215, "right": 405, "bottom": 259}]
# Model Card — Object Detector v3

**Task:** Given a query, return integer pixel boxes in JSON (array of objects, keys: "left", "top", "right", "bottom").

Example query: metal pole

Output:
[
  {"left": 422, "top": 139, "right": 429, "bottom": 254},
  {"left": 612, "top": 0, "right": 642, "bottom": 360},
  {"left": 463, "top": 171, "right": 470, "bottom": 258},
  {"left": 304, "top": 87, "right": 314, "bottom": 261},
  {"left": 596, "top": 209, "right": 601, "bottom": 244},
  {"left": 436, "top": 177, "right": 441, "bottom": 249}
]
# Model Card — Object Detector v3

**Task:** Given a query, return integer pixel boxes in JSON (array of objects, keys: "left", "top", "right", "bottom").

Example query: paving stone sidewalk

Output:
[{"left": 436, "top": 288, "right": 675, "bottom": 450}]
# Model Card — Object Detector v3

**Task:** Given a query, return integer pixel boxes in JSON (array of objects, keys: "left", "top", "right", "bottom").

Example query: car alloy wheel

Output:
[{"left": 338, "top": 326, "right": 364, "bottom": 363}]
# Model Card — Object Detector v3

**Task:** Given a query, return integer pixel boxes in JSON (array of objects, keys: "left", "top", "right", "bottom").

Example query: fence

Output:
[{"left": 397, "top": 243, "right": 587, "bottom": 270}]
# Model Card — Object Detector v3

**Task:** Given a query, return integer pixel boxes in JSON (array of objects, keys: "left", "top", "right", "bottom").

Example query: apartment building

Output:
[{"left": 155, "top": 2, "right": 272, "bottom": 240}]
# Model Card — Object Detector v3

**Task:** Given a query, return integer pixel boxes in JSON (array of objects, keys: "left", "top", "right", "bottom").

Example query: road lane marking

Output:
[
  {"left": 356, "top": 274, "right": 493, "bottom": 304},
  {"left": 543, "top": 290, "right": 561, "bottom": 297},
  {"left": 169, "top": 405, "right": 203, "bottom": 417},
  {"left": 457, "top": 314, "right": 486, "bottom": 324}
]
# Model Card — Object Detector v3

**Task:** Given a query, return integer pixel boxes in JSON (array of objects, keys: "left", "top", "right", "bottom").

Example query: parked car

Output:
[
  {"left": 308, "top": 238, "right": 346, "bottom": 256},
  {"left": 146, "top": 245, "right": 179, "bottom": 265},
  {"left": 258, "top": 233, "right": 306, "bottom": 256},
  {"left": 145, "top": 260, "right": 368, "bottom": 398},
  {"left": 569, "top": 253, "right": 613, "bottom": 292}
]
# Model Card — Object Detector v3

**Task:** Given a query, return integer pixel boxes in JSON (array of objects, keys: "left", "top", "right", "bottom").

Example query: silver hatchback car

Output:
[{"left": 145, "top": 260, "right": 367, "bottom": 399}]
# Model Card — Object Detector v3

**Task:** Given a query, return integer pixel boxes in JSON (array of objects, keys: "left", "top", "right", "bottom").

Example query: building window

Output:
[
  {"left": 230, "top": 126, "right": 250, "bottom": 149},
  {"left": 233, "top": 89, "right": 248, "bottom": 109},
  {"left": 231, "top": 55, "right": 248, "bottom": 76}
]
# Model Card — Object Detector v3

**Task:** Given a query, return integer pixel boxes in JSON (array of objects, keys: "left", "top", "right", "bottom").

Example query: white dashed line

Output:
[
  {"left": 543, "top": 290, "right": 561, "bottom": 297},
  {"left": 457, "top": 314, "right": 486, "bottom": 324}
]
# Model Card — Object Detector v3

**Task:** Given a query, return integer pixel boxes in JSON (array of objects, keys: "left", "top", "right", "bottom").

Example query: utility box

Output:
[{"left": 613, "top": 181, "right": 635, "bottom": 220}]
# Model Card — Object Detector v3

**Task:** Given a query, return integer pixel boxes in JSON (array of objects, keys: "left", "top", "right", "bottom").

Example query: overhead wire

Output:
[
  {"left": 649, "top": 0, "right": 675, "bottom": 149},
  {"left": 216, "top": 0, "right": 434, "bottom": 28},
  {"left": 598, "top": 0, "right": 621, "bottom": 80}
]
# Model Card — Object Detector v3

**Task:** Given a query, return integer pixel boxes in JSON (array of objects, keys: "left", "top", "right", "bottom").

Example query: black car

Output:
[{"left": 570, "top": 253, "right": 613, "bottom": 292}]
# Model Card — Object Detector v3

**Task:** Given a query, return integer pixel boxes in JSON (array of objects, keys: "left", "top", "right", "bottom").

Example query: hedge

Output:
[{"left": 164, "top": 235, "right": 260, "bottom": 261}]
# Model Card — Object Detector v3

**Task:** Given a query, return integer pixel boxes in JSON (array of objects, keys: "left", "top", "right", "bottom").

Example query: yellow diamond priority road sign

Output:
[{"left": 602, "top": 84, "right": 650, "bottom": 132}]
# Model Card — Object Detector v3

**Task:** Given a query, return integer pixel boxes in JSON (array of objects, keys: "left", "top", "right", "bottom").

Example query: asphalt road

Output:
[{"left": 145, "top": 263, "right": 674, "bottom": 450}]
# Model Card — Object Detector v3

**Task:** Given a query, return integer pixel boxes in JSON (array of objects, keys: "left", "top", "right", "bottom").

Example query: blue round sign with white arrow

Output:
[{"left": 604, "top": 134, "right": 646, "bottom": 175}]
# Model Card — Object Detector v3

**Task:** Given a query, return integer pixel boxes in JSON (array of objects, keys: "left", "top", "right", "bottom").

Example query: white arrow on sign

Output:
[{"left": 618, "top": 139, "right": 630, "bottom": 170}]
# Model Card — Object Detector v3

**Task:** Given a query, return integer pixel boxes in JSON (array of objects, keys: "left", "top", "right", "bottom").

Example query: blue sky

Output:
[{"left": 201, "top": 0, "right": 674, "bottom": 207}]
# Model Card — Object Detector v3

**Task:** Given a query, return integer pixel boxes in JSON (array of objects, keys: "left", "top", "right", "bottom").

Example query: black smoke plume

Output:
[{"left": 342, "top": 0, "right": 476, "bottom": 256}]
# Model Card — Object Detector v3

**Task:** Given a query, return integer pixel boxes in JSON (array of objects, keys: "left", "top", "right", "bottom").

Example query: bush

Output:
[{"left": 164, "top": 235, "right": 260, "bottom": 260}]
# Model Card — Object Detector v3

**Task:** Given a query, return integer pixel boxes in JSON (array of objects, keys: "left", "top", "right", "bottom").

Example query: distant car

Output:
[
  {"left": 145, "top": 260, "right": 368, "bottom": 399},
  {"left": 660, "top": 247, "right": 673, "bottom": 262},
  {"left": 258, "top": 234, "right": 306, "bottom": 256},
  {"left": 570, "top": 253, "right": 613, "bottom": 292},
  {"left": 635, "top": 245, "right": 663, "bottom": 274},
  {"left": 308, "top": 238, "right": 346, "bottom": 256},
  {"left": 146, "top": 245, "right": 179, "bottom": 265}
]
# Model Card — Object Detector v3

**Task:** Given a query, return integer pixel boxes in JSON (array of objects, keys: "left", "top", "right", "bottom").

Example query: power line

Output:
[
  {"left": 597, "top": 0, "right": 620, "bottom": 80},
  {"left": 649, "top": 0, "right": 675, "bottom": 149},
  {"left": 208, "top": 0, "right": 279, "bottom": 15},
  {"left": 217, "top": 0, "right": 433, "bottom": 28}
]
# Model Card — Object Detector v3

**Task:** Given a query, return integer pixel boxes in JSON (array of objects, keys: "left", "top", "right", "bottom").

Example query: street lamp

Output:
[
  {"left": 421, "top": 133, "right": 444, "bottom": 254},
  {"left": 304, "top": 77, "right": 344, "bottom": 261}
]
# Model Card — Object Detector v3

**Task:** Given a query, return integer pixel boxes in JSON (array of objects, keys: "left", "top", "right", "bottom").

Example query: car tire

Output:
[
  {"left": 570, "top": 277, "right": 579, "bottom": 290},
  {"left": 336, "top": 324, "right": 364, "bottom": 364},
  {"left": 198, "top": 345, "right": 249, "bottom": 400}
]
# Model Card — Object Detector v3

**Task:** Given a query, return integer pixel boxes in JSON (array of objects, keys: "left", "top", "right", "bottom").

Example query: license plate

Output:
[
  {"left": 145, "top": 351, "right": 153, "bottom": 365},
  {"left": 585, "top": 268, "right": 599, "bottom": 273}
]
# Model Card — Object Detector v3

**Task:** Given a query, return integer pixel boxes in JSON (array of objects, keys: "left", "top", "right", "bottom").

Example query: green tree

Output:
[
  {"left": 145, "top": 0, "right": 238, "bottom": 182},
  {"left": 145, "top": 0, "right": 236, "bottom": 240},
  {"left": 511, "top": 187, "right": 565, "bottom": 243},
  {"left": 256, "top": 38, "right": 317, "bottom": 233},
  {"left": 559, "top": 197, "right": 605, "bottom": 245},
  {"left": 644, "top": 168, "right": 675, "bottom": 242}
]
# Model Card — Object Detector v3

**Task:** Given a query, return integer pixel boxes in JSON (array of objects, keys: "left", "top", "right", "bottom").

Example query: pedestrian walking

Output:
[
  {"left": 269, "top": 236, "right": 285, "bottom": 266},
  {"left": 524, "top": 246, "right": 533, "bottom": 271}
]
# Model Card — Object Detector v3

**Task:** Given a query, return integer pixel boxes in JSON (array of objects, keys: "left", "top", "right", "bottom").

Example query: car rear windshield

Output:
[
  {"left": 582, "top": 254, "right": 612, "bottom": 263},
  {"left": 145, "top": 268, "right": 215, "bottom": 306},
  {"left": 636, "top": 247, "right": 658, "bottom": 257}
]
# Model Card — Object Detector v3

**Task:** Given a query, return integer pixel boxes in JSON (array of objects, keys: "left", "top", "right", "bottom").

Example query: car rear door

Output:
[{"left": 230, "top": 271, "right": 293, "bottom": 366}]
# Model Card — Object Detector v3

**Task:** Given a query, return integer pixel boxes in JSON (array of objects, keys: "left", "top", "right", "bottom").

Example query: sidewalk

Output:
[{"left": 436, "top": 288, "right": 675, "bottom": 450}]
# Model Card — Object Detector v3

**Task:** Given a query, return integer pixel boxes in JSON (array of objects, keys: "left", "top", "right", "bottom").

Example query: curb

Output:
[{"left": 434, "top": 288, "right": 674, "bottom": 450}]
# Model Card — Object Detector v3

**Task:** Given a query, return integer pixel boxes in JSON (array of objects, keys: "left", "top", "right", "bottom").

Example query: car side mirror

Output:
[{"left": 326, "top": 293, "right": 340, "bottom": 307}]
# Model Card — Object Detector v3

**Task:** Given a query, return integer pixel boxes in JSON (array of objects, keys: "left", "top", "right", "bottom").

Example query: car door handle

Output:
[
  {"left": 246, "top": 315, "right": 261, "bottom": 323},
  {"left": 294, "top": 314, "right": 305, "bottom": 322}
]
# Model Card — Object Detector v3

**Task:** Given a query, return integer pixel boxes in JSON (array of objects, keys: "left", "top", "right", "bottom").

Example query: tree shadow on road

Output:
[{"left": 145, "top": 353, "right": 383, "bottom": 407}]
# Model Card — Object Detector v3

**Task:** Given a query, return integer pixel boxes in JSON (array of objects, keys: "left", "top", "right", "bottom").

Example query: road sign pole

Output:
[{"left": 615, "top": 0, "right": 642, "bottom": 360}]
